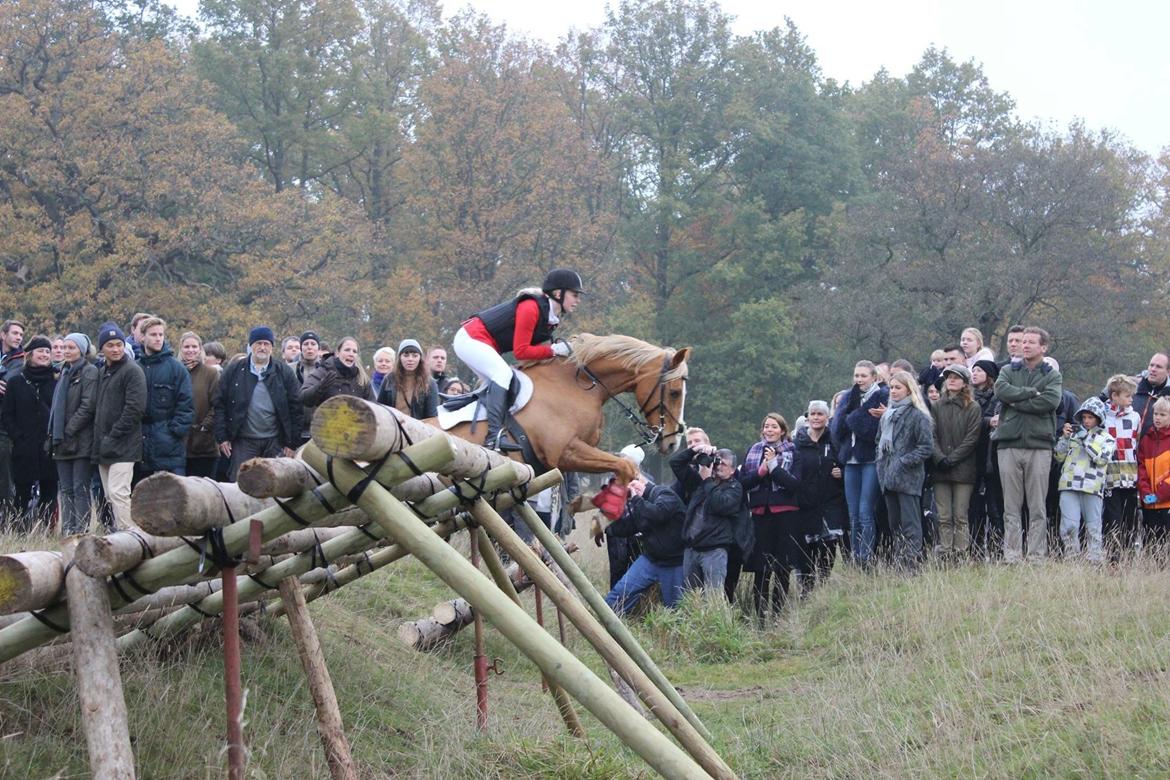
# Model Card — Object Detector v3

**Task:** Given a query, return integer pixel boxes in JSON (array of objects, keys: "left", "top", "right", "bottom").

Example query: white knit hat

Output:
[{"left": 618, "top": 444, "right": 644, "bottom": 467}]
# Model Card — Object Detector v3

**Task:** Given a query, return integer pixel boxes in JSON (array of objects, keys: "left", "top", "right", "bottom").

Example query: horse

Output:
[{"left": 427, "top": 333, "right": 691, "bottom": 487}]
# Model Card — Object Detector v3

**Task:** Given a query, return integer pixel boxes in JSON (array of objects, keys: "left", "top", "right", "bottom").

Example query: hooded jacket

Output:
[
  {"left": 1054, "top": 398, "right": 1116, "bottom": 497},
  {"left": 140, "top": 344, "right": 194, "bottom": 473},
  {"left": 1137, "top": 423, "right": 1170, "bottom": 509},
  {"left": 604, "top": 482, "right": 686, "bottom": 566},
  {"left": 993, "top": 360, "right": 1063, "bottom": 450},
  {"left": 930, "top": 392, "right": 983, "bottom": 484}
]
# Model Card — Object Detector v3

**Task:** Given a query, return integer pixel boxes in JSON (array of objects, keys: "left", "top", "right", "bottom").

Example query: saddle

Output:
[{"left": 436, "top": 370, "right": 549, "bottom": 475}]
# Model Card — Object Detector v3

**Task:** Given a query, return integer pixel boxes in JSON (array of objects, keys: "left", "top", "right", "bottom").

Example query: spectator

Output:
[
  {"left": 1137, "top": 398, "right": 1170, "bottom": 555},
  {"left": 1054, "top": 398, "right": 1116, "bottom": 562},
  {"left": 1102, "top": 374, "right": 1141, "bottom": 560},
  {"left": 281, "top": 337, "right": 301, "bottom": 366},
  {"left": 960, "top": 327, "right": 995, "bottom": 367},
  {"left": 138, "top": 317, "right": 194, "bottom": 480},
  {"left": 92, "top": 323, "right": 147, "bottom": 530},
  {"left": 370, "top": 347, "right": 395, "bottom": 397},
  {"left": 213, "top": 326, "right": 303, "bottom": 480},
  {"left": 918, "top": 349, "right": 946, "bottom": 392},
  {"left": 426, "top": 346, "right": 451, "bottom": 388},
  {"left": 589, "top": 445, "right": 647, "bottom": 587},
  {"left": 994, "top": 326, "right": 1062, "bottom": 563},
  {"left": 1045, "top": 356, "right": 1081, "bottom": 555},
  {"left": 443, "top": 378, "right": 469, "bottom": 396},
  {"left": 126, "top": 312, "right": 152, "bottom": 361},
  {"left": 876, "top": 371, "right": 934, "bottom": 572},
  {"left": 377, "top": 339, "right": 438, "bottom": 419},
  {"left": 602, "top": 475, "right": 686, "bottom": 616},
  {"left": 179, "top": 332, "right": 220, "bottom": 479},
  {"left": 969, "top": 359, "right": 1004, "bottom": 559},
  {"left": 301, "top": 336, "right": 377, "bottom": 409},
  {"left": 830, "top": 360, "right": 888, "bottom": 566},
  {"left": 789, "top": 400, "right": 847, "bottom": 590},
  {"left": 1133, "top": 352, "right": 1170, "bottom": 436},
  {"left": 1000, "top": 326, "right": 1025, "bottom": 365},
  {"left": 672, "top": 444, "right": 751, "bottom": 598},
  {"left": 295, "top": 330, "right": 324, "bottom": 443},
  {"left": 0, "top": 319, "right": 26, "bottom": 509},
  {"left": 50, "top": 336, "right": 66, "bottom": 370},
  {"left": 3, "top": 336, "right": 58, "bottom": 530},
  {"left": 203, "top": 341, "right": 227, "bottom": 369},
  {"left": 930, "top": 364, "right": 982, "bottom": 559},
  {"left": 50, "top": 333, "right": 99, "bottom": 535},
  {"left": 941, "top": 345, "right": 965, "bottom": 367},
  {"left": 737, "top": 413, "right": 801, "bottom": 617}
]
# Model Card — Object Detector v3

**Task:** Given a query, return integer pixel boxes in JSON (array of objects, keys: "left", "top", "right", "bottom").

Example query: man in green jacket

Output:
[
  {"left": 92, "top": 322, "right": 147, "bottom": 530},
  {"left": 993, "top": 326, "right": 1062, "bottom": 562}
]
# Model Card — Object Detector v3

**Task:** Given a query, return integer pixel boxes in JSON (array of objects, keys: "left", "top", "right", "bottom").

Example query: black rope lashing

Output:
[
  {"left": 29, "top": 608, "right": 69, "bottom": 634},
  {"left": 187, "top": 601, "right": 215, "bottom": 618},
  {"left": 344, "top": 452, "right": 391, "bottom": 504},
  {"left": 355, "top": 523, "right": 380, "bottom": 541},
  {"left": 311, "top": 487, "right": 337, "bottom": 514},
  {"left": 248, "top": 572, "right": 277, "bottom": 591},
  {"left": 396, "top": 449, "right": 424, "bottom": 478},
  {"left": 273, "top": 496, "right": 313, "bottom": 527}
]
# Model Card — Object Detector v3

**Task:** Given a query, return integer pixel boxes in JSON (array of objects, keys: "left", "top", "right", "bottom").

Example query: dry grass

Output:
[{"left": 2, "top": 520, "right": 1170, "bottom": 778}]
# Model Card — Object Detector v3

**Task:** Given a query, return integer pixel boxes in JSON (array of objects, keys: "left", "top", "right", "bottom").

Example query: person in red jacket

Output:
[
  {"left": 1137, "top": 397, "right": 1170, "bottom": 554},
  {"left": 453, "top": 269, "right": 584, "bottom": 450}
]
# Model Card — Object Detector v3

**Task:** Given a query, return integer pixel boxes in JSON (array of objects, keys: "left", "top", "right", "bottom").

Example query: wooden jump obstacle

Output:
[{"left": 0, "top": 399, "right": 733, "bottom": 779}]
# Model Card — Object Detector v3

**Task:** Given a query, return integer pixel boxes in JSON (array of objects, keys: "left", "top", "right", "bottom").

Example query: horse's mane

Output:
[{"left": 535, "top": 333, "right": 687, "bottom": 381}]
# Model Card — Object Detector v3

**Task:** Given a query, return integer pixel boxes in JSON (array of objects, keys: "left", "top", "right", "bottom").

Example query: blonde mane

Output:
[{"left": 567, "top": 333, "right": 687, "bottom": 381}]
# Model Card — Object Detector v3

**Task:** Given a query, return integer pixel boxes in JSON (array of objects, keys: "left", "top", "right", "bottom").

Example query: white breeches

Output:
[{"left": 453, "top": 327, "right": 513, "bottom": 389}]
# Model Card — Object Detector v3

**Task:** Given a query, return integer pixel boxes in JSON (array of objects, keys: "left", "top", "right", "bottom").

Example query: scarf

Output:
[
  {"left": 878, "top": 395, "right": 914, "bottom": 456},
  {"left": 49, "top": 361, "right": 76, "bottom": 445},
  {"left": 332, "top": 356, "right": 358, "bottom": 379},
  {"left": 742, "top": 438, "right": 793, "bottom": 475}
]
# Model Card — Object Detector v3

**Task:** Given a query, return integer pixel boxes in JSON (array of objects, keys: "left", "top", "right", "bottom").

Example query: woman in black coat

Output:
[
  {"left": 300, "top": 336, "right": 377, "bottom": 408},
  {"left": 788, "top": 400, "right": 848, "bottom": 590},
  {"left": 968, "top": 359, "right": 1003, "bottom": 559},
  {"left": 377, "top": 338, "right": 439, "bottom": 419},
  {"left": 3, "top": 336, "right": 58, "bottom": 530}
]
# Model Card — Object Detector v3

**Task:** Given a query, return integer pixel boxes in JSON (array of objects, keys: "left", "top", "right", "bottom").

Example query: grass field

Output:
[{"left": 2, "top": 525, "right": 1169, "bottom": 779}]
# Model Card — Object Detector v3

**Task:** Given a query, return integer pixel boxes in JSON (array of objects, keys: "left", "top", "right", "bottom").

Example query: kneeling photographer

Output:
[
  {"left": 670, "top": 442, "right": 753, "bottom": 598},
  {"left": 602, "top": 476, "right": 687, "bottom": 616}
]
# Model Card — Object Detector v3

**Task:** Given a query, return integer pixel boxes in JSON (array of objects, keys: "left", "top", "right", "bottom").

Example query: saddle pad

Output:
[{"left": 436, "top": 371, "right": 535, "bottom": 430}]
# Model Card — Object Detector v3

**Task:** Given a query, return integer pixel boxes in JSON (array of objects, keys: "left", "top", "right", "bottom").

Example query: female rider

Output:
[{"left": 453, "top": 269, "right": 584, "bottom": 450}]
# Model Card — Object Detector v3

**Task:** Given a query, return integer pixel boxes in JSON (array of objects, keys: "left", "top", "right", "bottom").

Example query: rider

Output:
[{"left": 453, "top": 268, "right": 584, "bottom": 450}]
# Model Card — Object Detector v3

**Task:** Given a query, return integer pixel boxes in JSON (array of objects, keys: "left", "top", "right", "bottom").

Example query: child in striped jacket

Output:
[{"left": 1103, "top": 374, "right": 1142, "bottom": 559}]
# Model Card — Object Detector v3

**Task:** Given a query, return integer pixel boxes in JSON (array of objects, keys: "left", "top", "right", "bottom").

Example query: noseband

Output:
[{"left": 576, "top": 355, "right": 686, "bottom": 447}]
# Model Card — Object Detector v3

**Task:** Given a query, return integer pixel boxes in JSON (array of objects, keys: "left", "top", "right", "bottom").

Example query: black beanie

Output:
[{"left": 973, "top": 359, "right": 1000, "bottom": 381}]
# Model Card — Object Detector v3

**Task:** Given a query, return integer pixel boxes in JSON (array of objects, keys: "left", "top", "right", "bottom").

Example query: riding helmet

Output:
[{"left": 541, "top": 268, "right": 585, "bottom": 296}]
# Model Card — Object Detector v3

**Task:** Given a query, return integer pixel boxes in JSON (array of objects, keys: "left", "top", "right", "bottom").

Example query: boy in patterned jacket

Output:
[
  {"left": 1103, "top": 374, "right": 1142, "bottom": 559},
  {"left": 1054, "top": 397, "right": 1116, "bottom": 563}
]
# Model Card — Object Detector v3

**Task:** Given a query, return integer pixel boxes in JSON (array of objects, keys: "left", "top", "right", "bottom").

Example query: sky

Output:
[{"left": 167, "top": 0, "right": 1170, "bottom": 156}]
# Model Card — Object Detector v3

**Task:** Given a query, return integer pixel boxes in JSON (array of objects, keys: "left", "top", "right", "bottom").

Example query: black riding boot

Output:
[{"left": 481, "top": 382, "right": 519, "bottom": 451}]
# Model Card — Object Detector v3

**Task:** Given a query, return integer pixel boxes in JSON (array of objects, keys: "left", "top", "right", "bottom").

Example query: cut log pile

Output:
[{"left": 0, "top": 399, "right": 733, "bottom": 780}]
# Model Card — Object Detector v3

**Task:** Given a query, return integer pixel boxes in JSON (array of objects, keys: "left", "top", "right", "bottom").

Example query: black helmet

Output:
[{"left": 541, "top": 268, "right": 585, "bottom": 296}]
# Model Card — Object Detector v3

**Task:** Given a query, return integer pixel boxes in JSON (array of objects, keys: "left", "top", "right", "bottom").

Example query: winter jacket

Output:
[
  {"left": 786, "top": 429, "right": 847, "bottom": 533},
  {"left": 186, "top": 361, "right": 220, "bottom": 459},
  {"left": 830, "top": 383, "right": 889, "bottom": 464},
  {"left": 92, "top": 356, "right": 147, "bottom": 465},
  {"left": 930, "top": 393, "right": 983, "bottom": 484},
  {"left": 974, "top": 386, "right": 1000, "bottom": 476},
  {"left": 875, "top": 403, "right": 934, "bottom": 496},
  {"left": 376, "top": 373, "right": 438, "bottom": 419},
  {"left": 737, "top": 439, "right": 798, "bottom": 511},
  {"left": 1137, "top": 424, "right": 1170, "bottom": 509},
  {"left": 1104, "top": 403, "right": 1141, "bottom": 490},
  {"left": 295, "top": 357, "right": 321, "bottom": 440},
  {"left": 1054, "top": 400, "right": 1116, "bottom": 496},
  {"left": 51, "top": 360, "right": 98, "bottom": 461},
  {"left": 604, "top": 482, "right": 686, "bottom": 566},
  {"left": 301, "top": 355, "right": 377, "bottom": 408},
  {"left": 670, "top": 446, "right": 753, "bottom": 556},
  {"left": 213, "top": 357, "right": 303, "bottom": 449},
  {"left": 2, "top": 364, "right": 57, "bottom": 485},
  {"left": 993, "top": 361, "right": 1063, "bottom": 450},
  {"left": 1133, "top": 375, "right": 1170, "bottom": 437},
  {"left": 140, "top": 346, "right": 194, "bottom": 473}
]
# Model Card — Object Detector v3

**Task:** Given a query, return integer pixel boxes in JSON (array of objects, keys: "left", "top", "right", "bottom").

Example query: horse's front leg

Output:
[{"left": 559, "top": 437, "right": 636, "bottom": 523}]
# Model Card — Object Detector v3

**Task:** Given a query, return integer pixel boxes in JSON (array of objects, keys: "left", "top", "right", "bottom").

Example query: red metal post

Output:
[
  {"left": 468, "top": 528, "right": 489, "bottom": 730},
  {"left": 222, "top": 566, "right": 245, "bottom": 780}
]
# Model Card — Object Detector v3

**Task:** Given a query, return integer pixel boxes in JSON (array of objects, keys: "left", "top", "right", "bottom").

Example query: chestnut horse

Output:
[{"left": 428, "top": 334, "right": 691, "bottom": 485}]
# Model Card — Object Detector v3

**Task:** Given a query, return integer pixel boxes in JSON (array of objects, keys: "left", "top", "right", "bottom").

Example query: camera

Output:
[
  {"left": 694, "top": 452, "right": 721, "bottom": 468},
  {"left": 805, "top": 527, "right": 845, "bottom": 545}
]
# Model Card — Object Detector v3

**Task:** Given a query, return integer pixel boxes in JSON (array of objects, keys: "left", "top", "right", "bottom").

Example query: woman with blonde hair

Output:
[
  {"left": 959, "top": 327, "right": 995, "bottom": 368},
  {"left": 829, "top": 360, "right": 888, "bottom": 566},
  {"left": 876, "top": 370, "right": 934, "bottom": 571},
  {"left": 301, "top": 336, "right": 376, "bottom": 407}
]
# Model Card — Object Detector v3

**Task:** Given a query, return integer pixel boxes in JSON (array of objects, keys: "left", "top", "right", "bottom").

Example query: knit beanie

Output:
[
  {"left": 97, "top": 322, "right": 127, "bottom": 349},
  {"left": 249, "top": 326, "right": 276, "bottom": 346},
  {"left": 65, "top": 332, "right": 91, "bottom": 356},
  {"left": 24, "top": 335, "right": 51, "bottom": 353},
  {"left": 973, "top": 359, "right": 1000, "bottom": 381}
]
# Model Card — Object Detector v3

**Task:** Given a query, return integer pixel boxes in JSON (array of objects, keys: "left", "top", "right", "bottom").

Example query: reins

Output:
[{"left": 574, "top": 354, "right": 685, "bottom": 447}]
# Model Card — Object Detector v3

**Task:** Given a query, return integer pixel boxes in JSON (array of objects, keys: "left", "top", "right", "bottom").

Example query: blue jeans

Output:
[
  {"left": 845, "top": 463, "right": 879, "bottom": 563},
  {"left": 682, "top": 547, "right": 728, "bottom": 596},
  {"left": 603, "top": 555, "right": 684, "bottom": 616}
]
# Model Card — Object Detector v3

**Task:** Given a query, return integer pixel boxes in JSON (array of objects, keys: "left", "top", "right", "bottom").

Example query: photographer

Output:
[
  {"left": 670, "top": 443, "right": 752, "bottom": 598},
  {"left": 602, "top": 477, "right": 686, "bottom": 616}
]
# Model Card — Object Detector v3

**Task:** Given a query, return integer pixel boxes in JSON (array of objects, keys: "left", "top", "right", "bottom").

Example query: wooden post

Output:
[
  {"left": 473, "top": 531, "right": 585, "bottom": 739},
  {"left": 320, "top": 455, "right": 710, "bottom": 780},
  {"left": 513, "top": 501, "right": 716, "bottom": 744},
  {"left": 0, "top": 551, "right": 66, "bottom": 615},
  {"left": 131, "top": 474, "right": 273, "bottom": 536},
  {"left": 471, "top": 500, "right": 736, "bottom": 780},
  {"left": 65, "top": 547, "right": 136, "bottom": 780},
  {"left": 277, "top": 577, "right": 358, "bottom": 780},
  {"left": 237, "top": 457, "right": 323, "bottom": 498}
]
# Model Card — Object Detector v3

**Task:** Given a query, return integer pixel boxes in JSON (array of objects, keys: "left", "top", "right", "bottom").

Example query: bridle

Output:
[{"left": 575, "top": 354, "right": 686, "bottom": 447}]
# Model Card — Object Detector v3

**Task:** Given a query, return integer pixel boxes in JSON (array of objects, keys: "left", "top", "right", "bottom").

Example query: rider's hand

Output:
[{"left": 552, "top": 341, "right": 572, "bottom": 357}]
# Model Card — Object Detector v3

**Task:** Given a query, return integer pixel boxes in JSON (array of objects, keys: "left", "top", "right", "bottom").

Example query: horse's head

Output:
[{"left": 633, "top": 346, "right": 691, "bottom": 455}]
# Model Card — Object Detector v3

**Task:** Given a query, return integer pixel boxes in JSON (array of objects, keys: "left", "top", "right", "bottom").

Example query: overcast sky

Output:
[{"left": 167, "top": 0, "right": 1169, "bottom": 156}]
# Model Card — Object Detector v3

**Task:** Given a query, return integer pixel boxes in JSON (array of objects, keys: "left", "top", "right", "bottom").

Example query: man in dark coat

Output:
[
  {"left": 92, "top": 322, "right": 147, "bottom": 530},
  {"left": 603, "top": 477, "right": 686, "bottom": 615},
  {"left": 672, "top": 445, "right": 752, "bottom": 597},
  {"left": 0, "top": 319, "right": 25, "bottom": 509},
  {"left": 1133, "top": 353, "right": 1170, "bottom": 437},
  {"left": 137, "top": 317, "right": 194, "bottom": 480},
  {"left": 213, "top": 326, "right": 303, "bottom": 480}
]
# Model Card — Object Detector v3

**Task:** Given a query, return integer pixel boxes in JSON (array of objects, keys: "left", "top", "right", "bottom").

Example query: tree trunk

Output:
[{"left": 131, "top": 474, "right": 272, "bottom": 536}]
